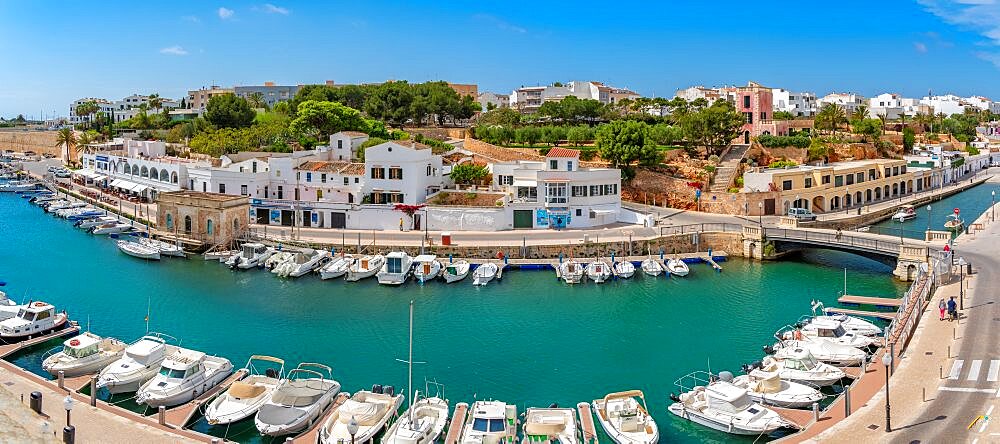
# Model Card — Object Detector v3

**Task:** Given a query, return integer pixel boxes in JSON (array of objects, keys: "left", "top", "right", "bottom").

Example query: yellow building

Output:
[{"left": 742, "top": 159, "right": 936, "bottom": 215}]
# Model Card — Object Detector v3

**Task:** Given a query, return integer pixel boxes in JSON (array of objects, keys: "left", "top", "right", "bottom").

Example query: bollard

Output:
[
  {"left": 923, "top": 387, "right": 926, "bottom": 402},
  {"left": 953, "top": 328, "right": 956, "bottom": 340},
  {"left": 158, "top": 406, "right": 166, "bottom": 425},
  {"left": 813, "top": 402, "right": 820, "bottom": 422},
  {"left": 58, "top": 371, "right": 65, "bottom": 390},
  {"left": 212, "top": 439, "right": 220, "bottom": 444},
  {"left": 285, "top": 438, "right": 294, "bottom": 443},
  {"left": 89, "top": 376, "right": 97, "bottom": 407},
  {"left": 62, "top": 425, "right": 75, "bottom": 444},
  {"left": 844, "top": 385, "right": 851, "bottom": 416},
  {"left": 940, "top": 365, "right": 943, "bottom": 379},
  {"left": 29, "top": 391, "right": 42, "bottom": 414},
  {"left": 948, "top": 345, "right": 951, "bottom": 358}
]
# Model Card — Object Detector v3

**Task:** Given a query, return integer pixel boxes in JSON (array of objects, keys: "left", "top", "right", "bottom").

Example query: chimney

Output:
[
  {"left": 264, "top": 81, "right": 275, "bottom": 87},
  {"left": 325, "top": 80, "right": 335, "bottom": 86}
]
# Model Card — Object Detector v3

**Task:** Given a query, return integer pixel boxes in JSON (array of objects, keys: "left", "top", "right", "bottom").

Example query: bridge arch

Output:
[{"left": 812, "top": 196, "right": 825, "bottom": 213}]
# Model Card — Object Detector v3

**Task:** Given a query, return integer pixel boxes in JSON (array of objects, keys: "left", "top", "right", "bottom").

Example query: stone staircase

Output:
[{"left": 709, "top": 144, "right": 750, "bottom": 192}]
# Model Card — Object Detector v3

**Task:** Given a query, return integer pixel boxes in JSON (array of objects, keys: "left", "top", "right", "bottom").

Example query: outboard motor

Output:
[
  {"left": 372, "top": 384, "right": 383, "bottom": 394},
  {"left": 668, "top": 393, "right": 680, "bottom": 402},
  {"left": 718, "top": 371, "right": 734, "bottom": 382},
  {"left": 265, "top": 368, "right": 278, "bottom": 378},
  {"left": 763, "top": 344, "right": 776, "bottom": 355},
  {"left": 384, "top": 385, "right": 394, "bottom": 397},
  {"left": 548, "top": 403, "right": 558, "bottom": 408}
]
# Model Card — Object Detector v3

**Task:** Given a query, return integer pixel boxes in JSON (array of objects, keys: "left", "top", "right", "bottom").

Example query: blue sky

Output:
[{"left": 2, "top": 0, "right": 1000, "bottom": 119}]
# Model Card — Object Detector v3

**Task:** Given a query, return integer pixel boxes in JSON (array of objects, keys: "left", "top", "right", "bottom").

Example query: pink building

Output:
[{"left": 729, "top": 81, "right": 773, "bottom": 144}]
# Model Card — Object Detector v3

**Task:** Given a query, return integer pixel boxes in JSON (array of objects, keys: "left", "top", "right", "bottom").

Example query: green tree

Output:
[
  {"left": 566, "top": 125, "right": 593, "bottom": 146},
  {"left": 246, "top": 92, "right": 267, "bottom": 110},
  {"left": 850, "top": 105, "right": 869, "bottom": 122},
  {"left": 902, "top": 127, "right": 916, "bottom": 153},
  {"left": 649, "top": 123, "right": 683, "bottom": 146},
  {"left": 148, "top": 93, "right": 163, "bottom": 111},
  {"left": 364, "top": 81, "right": 414, "bottom": 126},
  {"left": 815, "top": 103, "right": 846, "bottom": 134},
  {"left": 449, "top": 163, "right": 491, "bottom": 185},
  {"left": 204, "top": 94, "right": 255, "bottom": 129},
  {"left": 542, "top": 126, "right": 568, "bottom": 146},
  {"left": 595, "top": 120, "right": 660, "bottom": 175},
  {"left": 289, "top": 100, "right": 368, "bottom": 139},
  {"left": 477, "top": 107, "right": 521, "bottom": 127},
  {"left": 55, "top": 128, "right": 77, "bottom": 164},
  {"left": 355, "top": 137, "right": 388, "bottom": 162},
  {"left": 772, "top": 111, "right": 795, "bottom": 120},
  {"left": 851, "top": 118, "right": 883, "bottom": 142},
  {"left": 515, "top": 126, "right": 543, "bottom": 146},
  {"left": 678, "top": 100, "right": 744, "bottom": 156}
]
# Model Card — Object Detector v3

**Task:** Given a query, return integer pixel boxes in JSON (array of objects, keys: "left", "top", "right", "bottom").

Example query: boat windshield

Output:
[
  {"left": 800, "top": 355, "right": 818, "bottom": 370},
  {"left": 17, "top": 309, "right": 34, "bottom": 321},
  {"left": 472, "top": 418, "right": 506, "bottom": 433},
  {"left": 159, "top": 367, "right": 186, "bottom": 379},
  {"left": 832, "top": 325, "right": 846, "bottom": 337}
]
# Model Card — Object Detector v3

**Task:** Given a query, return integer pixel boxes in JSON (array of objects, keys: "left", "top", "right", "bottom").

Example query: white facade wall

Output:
[
  {"left": 328, "top": 132, "right": 369, "bottom": 161},
  {"left": 818, "top": 93, "right": 865, "bottom": 115},
  {"left": 361, "top": 142, "right": 443, "bottom": 205},
  {"left": 772, "top": 89, "right": 817, "bottom": 117}
]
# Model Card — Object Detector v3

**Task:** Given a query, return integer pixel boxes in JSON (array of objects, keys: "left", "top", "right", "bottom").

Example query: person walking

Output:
[
  {"left": 938, "top": 298, "right": 947, "bottom": 321},
  {"left": 399, "top": 217, "right": 404, "bottom": 231},
  {"left": 947, "top": 296, "right": 958, "bottom": 321}
]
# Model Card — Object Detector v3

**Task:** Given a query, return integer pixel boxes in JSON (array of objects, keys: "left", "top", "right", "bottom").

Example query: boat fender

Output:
[
  {"left": 32, "top": 302, "right": 46, "bottom": 308},
  {"left": 496, "top": 250, "right": 504, "bottom": 260},
  {"left": 265, "top": 368, "right": 278, "bottom": 378},
  {"left": 548, "top": 402, "right": 559, "bottom": 408},
  {"left": 794, "top": 330, "right": 803, "bottom": 340}
]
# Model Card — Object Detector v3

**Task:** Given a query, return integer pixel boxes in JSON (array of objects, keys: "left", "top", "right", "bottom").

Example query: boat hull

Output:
[{"left": 667, "top": 403, "right": 777, "bottom": 436}]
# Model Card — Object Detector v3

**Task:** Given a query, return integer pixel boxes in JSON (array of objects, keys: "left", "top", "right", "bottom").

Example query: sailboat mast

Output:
[{"left": 408, "top": 299, "right": 414, "bottom": 413}]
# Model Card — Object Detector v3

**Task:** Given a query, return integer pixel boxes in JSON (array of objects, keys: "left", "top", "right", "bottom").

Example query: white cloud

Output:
[
  {"left": 918, "top": 0, "right": 1000, "bottom": 67},
  {"left": 472, "top": 13, "right": 527, "bottom": 34},
  {"left": 218, "top": 7, "right": 234, "bottom": 20},
  {"left": 914, "top": 41, "right": 929, "bottom": 53},
  {"left": 159, "top": 46, "right": 189, "bottom": 56},
  {"left": 263, "top": 3, "right": 289, "bottom": 15}
]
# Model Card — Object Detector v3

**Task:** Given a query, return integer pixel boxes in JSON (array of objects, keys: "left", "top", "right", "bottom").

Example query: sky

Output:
[{"left": 2, "top": 0, "right": 1000, "bottom": 119}]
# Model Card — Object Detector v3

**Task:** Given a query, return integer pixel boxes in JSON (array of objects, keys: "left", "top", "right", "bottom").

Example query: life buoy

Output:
[
  {"left": 32, "top": 302, "right": 46, "bottom": 308},
  {"left": 69, "top": 339, "right": 80, "bottom": 347},
  {"left": 496, "top": 251, "right": 505, "bottom": 260},
  {"left": 793, "top": 330, "right": 803, "bottom": 340}
]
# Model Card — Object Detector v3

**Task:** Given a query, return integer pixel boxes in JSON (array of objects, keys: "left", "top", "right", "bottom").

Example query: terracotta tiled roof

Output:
[
  {"left": 339, "top": 131, "right": 368, "bottom": 137},
  {"left": 341, "top": 163, "right": 365, "bottom": 175},
  {"left": 545, "top": 147, "right": 581, "bottom": 158},
  {"left": 462, "top": 138, "right": 543, "bottom": 163},
  {"left": 298, "top": 161, "right": 349, "bottom": 172}
]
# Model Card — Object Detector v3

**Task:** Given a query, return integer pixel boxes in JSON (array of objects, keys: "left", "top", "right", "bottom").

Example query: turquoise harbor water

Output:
[
  {"left": 871, "top": 181, "right": 1000, "bottom": 239},
  {"left": 0, "top": 191, "right": 912, "bottom": 443}
]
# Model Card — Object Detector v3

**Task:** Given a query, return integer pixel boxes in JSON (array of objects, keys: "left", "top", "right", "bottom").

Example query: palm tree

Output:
[
  {"left": 913, "top": 112, "right": 929, "bottom": 131},
  {"left": 55, "top": 128, "right": 77, "bottom": 166},
  {"left": 851, "top": 105, "right": 869, "bottom": 122},
  {"left": 247, "top": 92, "right": 266, "bottom": 110},
  {"left": 817, "top": 103, "right": 846, "bottom": 135},
  {"left": 148, "top": 93, "right": 163, "bottom": 111},
  {"left": 935, "top": 112, "right": 946, "bottom": 133},
  {"left": 876, "top": 113, "right": 888, "bottom": 134}
]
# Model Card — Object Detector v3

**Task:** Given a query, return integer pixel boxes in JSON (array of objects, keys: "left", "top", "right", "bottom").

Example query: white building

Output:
[
  {"left": 510, "top": 81, "right": 639, "bottom": 113},
  {"left": 965, "top": 96, "right": 1000, "bottom": 114},
  {"left": 674, "top": 86, "right": 725, "bottom": 103},
  {"left": 361, "top": 141, "right": 443, "bottom": 205},
  {"left": 491, "top": 147, "right": 622, "bottom": 229},
  {"left": 868, "top": 93, "right": 906, "bottom": 120},
  {"left": 79, "top": 139, "right": 198, "bottom": 200},
  {"left": 818, "top": 93, "right": 866, "bottom": 116},
  {"left": 328, "top": 131, "right": 369, "bottom": 161},
  {"left": 69, "top": 98, "right": 115, "bottom": 125},
  {"left": 478, "top": 92, "right": 511, "bottom": 111},
  {"left": 771, "top": 89, "right": 817, "bottom": 117}
]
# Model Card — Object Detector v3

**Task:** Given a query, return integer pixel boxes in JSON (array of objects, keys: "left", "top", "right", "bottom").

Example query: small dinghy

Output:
[
  {"left": 347, "top": 254, "right": 385, "bottom": 281},
  {"left": 442, "top": 260, "right": 471, "bottom": 284},
  {"left": 640, "top": 258, "right": 663, "bottom": 277},
  {"left": 592, "top": 390, "right": 658, "bottom": 444},
  {"left": 319, "top": 255, "right": 355, "bottom": 280},
  {"left": 472, "top": 262, "right": 499, "bottom": 286},
  {"left": 117, "top": 239, "right": 160, "bottom": 260},
  {"left": 665, "top": 258, "right": 689, "bottom": 277},
  {"left": 585, "top": 259, "right": 612, "bottom": 283},
  {"left": 613, "top": 261, "right": 635, "bottom": 279},
  {"left": 557, "top": 260, "right": 584, "bottom": 284},
  {"left": 42, "top": 332, "right": 127, "bottom": 377},
  {"left": 205, "top": 355, "right": 285, "bottom": 426}
]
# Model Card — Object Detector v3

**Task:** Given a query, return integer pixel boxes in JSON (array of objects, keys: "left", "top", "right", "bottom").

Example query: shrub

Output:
[
  {"left": 708, "top": 154, "right": 720, "bottom": 163},
  {"left": 704, "top": 165, "right": 716, "bottom": 173},
  {"left": 756, "top": 134, "right": 810, "bottom": 148},
  {"left": 579, "top": 149, "right": 597, "bottom": 161},
  {"left": 768, "top": 159, "right": 798, "bottom": 168}
]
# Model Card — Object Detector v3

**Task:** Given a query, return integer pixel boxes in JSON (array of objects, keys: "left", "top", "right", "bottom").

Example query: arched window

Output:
[
  {"left": 165, "top": 213, "right": 173, "bottom": 230},
  {"left": 206, "top": 219, "right": 214, "bottom": 235},
  {"left": 184, "top": 215, "right": 192, "bottom": 234},
  {"left": 123, "top": 163, "right": 131, "bottom": 175},
  {"left": 171, "top": 171, "right": 178, "bottom": 184},
  {"left": 140, "top": 166, "right": 149, "bottom": 178},
  {"left": 148, "top": 168, "right": 158, "bottom": 180},
  {"left": 160, "top": 169, "right": 169, "bottom": 181}
]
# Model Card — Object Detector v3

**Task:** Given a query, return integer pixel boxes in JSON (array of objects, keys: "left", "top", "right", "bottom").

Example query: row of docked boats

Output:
[
  {"left": 666, "top": 303, "right": 884, "bottom": 437},
  {"left": 556, "top": 256, "right": 689, "bottom": 284},
  {"left": 218, "top": 243, "right": 501, "bottom": 286},
  {"left": 23, "top": 189, "right": 136, "bottom": 235}
]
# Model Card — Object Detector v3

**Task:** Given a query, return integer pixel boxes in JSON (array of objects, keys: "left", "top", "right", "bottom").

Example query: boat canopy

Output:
[
  {"left": 706, "top": 382, "right": 753, "bottom": 413},
  {"left": 339, "top": 399, "right": 381, "bottom": 425},
  {"left": 603, "top": 390, "right": 645, "bottom": 403},
  {"left": 749, "top": 370, "right": 783, "bottom": 394},
  {"left": 413, "top": 254, "right": 437, "bottom": 262},
  {"left": 228, "top": 381, "right": 267, "bottom": 400},
  {"left": 249, "top": 355, "right": 284, "bottom": 365}
]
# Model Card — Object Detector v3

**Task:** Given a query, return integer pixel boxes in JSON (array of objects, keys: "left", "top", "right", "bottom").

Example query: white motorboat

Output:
[
  {"left": 944, "top": 213, "right": 964, "bottom": 232},
  {"left": 75, "top": 216, "right": 117, "bottom": 229},
  {"left": 275, "top": 249, "right": 330, "bottom": 278},
  {"left": 135, "top": 348, "right": 234, "bottom": 408},
  {"left": 65, "top": 209, "right": 105, "bottom": 221},
  {"left": 782, "top": 320, "right": 875, "bottom": 349},
  {"left": 613, "top": 261, "right": 635, "bottom": 279},
  {"left": 729, "top": 369, "right": 823, "bottom": 409},
  {"left": 557, "top": 260, "right": 584, "bottom": 284},
  {"left": 804, "top": 309, "right": 882, "bottom": 337},
  {"left": 771, "top": 336, "right": 866, "bottom": 366},
  {"left": 0, "top": 286, "right": 25, "bottom": 322},
  {"left": 378, "top": 251, "right": 413, "bottom": 285},
  {"left": 90, "top": 222, "right": 133, "bottom": 235},
  {"left": 381, "top": 391, "right": 449, "bottom": 444},
  {"left": 54, "top": 205, "right": 91, "bottom": 217},
  {"left": 347, "top": 254, "right": 386, "bottom": 281},
  {"left": 753, "top": 349, "right": 847, "bottom": 387},
  {"left": 459, "top": 400, "right": 517, "bottom": 444},
  {"left": 46, "top": 202, "right": 85, "bottom": 213},
  {"left": 117, "top": 239, "right": 161, "bottom": 260},
  {"left": 0, "top": 302, "right": 69, "bottom": 344},
  {"left": 41, "top": 200, "right": 70, "bottom": 212},
  {"left": 668, "top": 376, "right": 792, "bottom": 436},
  {"left": 591, "top": 390, "right": 658, "bottom": 444},
  {"left": 412, "top": 255, "right": 442, "bottom": 283},
  {"left": 138, "top": 238, "right": 186, "bottom": 257},
  {"left": 319, "top": 386, "right": 405, "bottom": 444},
  {"left": 472, "top": 262, "right": 500, "bottom": 286},
  {"left": 640, "top": 258, "right": 663, "bottom": 277},
  {"left": 521, "top": 407, "right": 580, "bottom": 444},
  {"left": 264, "top": 251, "right": 295, "bottom": 270},
  {"left": 255, "top": 363, "right": 341, "bottom": 436},
  {"left": 228, "top": 243, "right": 275, "bottom": 269},
  {"left": 585, "top": 260, "right": 612, "bottom": 283},
  {"left": 665, "top": 258, "right": 689, "bottom": 277},
  {"left": 892, "top": 204, "right": 916, "bottom": 222},
  {"left": 319, "top": 255, "right": 355, "bottom": 280},
  {"left": 42, "top": 332, "right": 126, "bottom": 377},
  {"left": 442, "top": 260, "right": 471, "bottom": 284},
  {"left": 204, "top": 249, "right": 237, "bottom": 262},
  {"left": 205, "top": 355, "right": 285, "bottom": 426},
  {"left": 96, "top": 333, "right": 179, "bottom": 394},
  {"left": 0, "top": 180, "right": 39, "bottom": 192}
]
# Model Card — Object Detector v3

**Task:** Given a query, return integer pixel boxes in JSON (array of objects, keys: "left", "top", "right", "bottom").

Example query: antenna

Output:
[
  {"left": 144, "top": 295, "right": 151, "bottom": 333},
  {"left": 394, "top": 300, "right": 425, "bottom": 418}
]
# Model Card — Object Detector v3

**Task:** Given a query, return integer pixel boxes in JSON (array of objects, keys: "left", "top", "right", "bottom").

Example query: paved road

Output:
[{"left": 891, "top": 204, "right": 1000, "bottom": 441}]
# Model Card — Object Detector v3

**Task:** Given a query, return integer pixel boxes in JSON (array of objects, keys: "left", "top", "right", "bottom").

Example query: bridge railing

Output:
[
  {"left": 763, "top": 228, "right": 902, "bottom": 255},
  {"left": 658, "top": 223, "right": 745, "bottom": 237},
  {"left": 885, "top": 265, "right": 935, "bottom": 351}
]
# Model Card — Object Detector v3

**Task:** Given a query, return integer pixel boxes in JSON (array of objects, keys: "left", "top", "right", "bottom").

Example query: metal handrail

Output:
[{"left": 763, "top": 228, "right": 904, "bottom": 255}]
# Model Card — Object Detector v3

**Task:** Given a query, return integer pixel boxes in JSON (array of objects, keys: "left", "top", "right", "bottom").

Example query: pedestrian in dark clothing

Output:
[{"left": 947, "top": 297, "right": 958, "bottom": 321}]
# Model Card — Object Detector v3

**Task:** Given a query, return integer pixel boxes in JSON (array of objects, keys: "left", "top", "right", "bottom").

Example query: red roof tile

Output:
[{"left": 545, "top": 147, "right": 581, "bottom": 158}]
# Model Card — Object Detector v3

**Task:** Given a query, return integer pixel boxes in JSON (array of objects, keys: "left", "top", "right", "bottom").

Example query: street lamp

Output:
[
  {"left": 347, "top": 415, "right": 359, "bottom": 444},
  {"left": 882, "top": 352, "right": 892, "bottom": 432},
  {"left": 845, "top": 187, "right": 850, "bottom": 214},
  {"left": 926, "top": 205, "right": 932, "bottom": 232},
  {"left": 63, "top": 395, "right": 74, "bottom": 427},
  {"left": 992, "top": 191, "right": 996, "bottom": 222},
  {"left": 958, "top": 256, "right": 967, "bottom": 311},
  {"left": 758, "top": 202, "right": 763, "bottom": 227}
]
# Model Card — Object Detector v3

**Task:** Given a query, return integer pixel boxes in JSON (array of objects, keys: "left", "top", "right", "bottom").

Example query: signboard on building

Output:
[{"left": 535, "top": 209, "right": 549, "bottom": 227}]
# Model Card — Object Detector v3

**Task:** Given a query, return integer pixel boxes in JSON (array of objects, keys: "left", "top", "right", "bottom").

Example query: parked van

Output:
[{"left": 787, "top": 207, "right": 817, "bottom": 221}]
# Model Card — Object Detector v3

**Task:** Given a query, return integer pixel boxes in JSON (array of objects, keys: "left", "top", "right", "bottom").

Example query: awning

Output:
[
  {"left": 541, "top": 178, "right": 571, "bottom": 183},
  {"left": 131, "top": 184, "right": 149, "bottom": 193},
  {"left": 591, "top": 209, "right": 616, "bottom": 216},
  {"left": 109, "top": 179, "right": 123, "bottom": 187},
  {"left": 74, "top": 168, "right": 96, "bottom": 178},
  {"left": 512, "top": 179, "right": 537, "bottom": 187}
]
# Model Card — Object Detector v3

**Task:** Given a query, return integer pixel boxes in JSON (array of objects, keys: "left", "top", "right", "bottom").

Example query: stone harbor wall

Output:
[{"left": 0, "top": 130, "right": 59, "bottom": 156}]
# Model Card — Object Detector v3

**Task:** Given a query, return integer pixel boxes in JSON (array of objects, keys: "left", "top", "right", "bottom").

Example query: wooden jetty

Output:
[
  {"left": 576, "top": 402, "right": 599, "bottom": 444},
  {"left": 824, "top": 307, "right": 896, "bottom": 320},
  {"left": 700, "top": 253, "right": 723, "bottom": 271},
  {"left": 295, "top": 391, "right": 350, "bottom": 443},
  {"left": 837, "top": 295, "right": 902, "bottom": 307},
  {"left": 443, "top": 402, "right": 469, "bottom": 444},
  {"left": 162, "top": 368, "right": 248, "bottom": 429},
  {"left": 770, "top": 406, "right": 814, "bottom": 429},
  {"left": 0, "top": 322, "right": 80, "bottom": 358}
]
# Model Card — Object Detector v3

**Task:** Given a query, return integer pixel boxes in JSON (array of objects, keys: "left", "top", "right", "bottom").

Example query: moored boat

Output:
[
  {"left": 117, "top": 239, "right": 161, "bottom": 260},
  {"left": 255, "top": 363, "right": 341, "bottom": 436},
  {"left": 0, "top": 301, "right": 69, "bottom": 344},
  {"left": 892, "top": 204, "right": 916, "bottom": 222},
  {"left": 521, "top": 406, "right": 580, "bottom": 444},
  {"left": 347, "top": 254, "right": 386, "bottom": 281},
  {"left": 96, "top": 333, "right": 179, "bottom": 394},
  {"left": 668, "top": 374, "right": 792, "bottom": 436},
  {"left": 135, "top": 347, "right": 234, "bottom": 408},
  {"left": 640, "top": 258, "right": 663, "bottom": 277},
  {"left": 75, "top": 216, "right": 117, "bottom": 229},
  {"left": 90, "top": 222, "right": 133, "bottom": 235},
  {"left": 319, "top": 255, "right": 355, "bottom": 280},
  {"left": 378, "top": 251, "right": 413, "bottom": 285},
  {"left": 319, "top": 386, "right": 404, "bottom": 444},
  {"left": 442, "top": 260, "right": 471, "bottom": 283},
  {"left": 42, "top": 332, "right": 126, "bottom": 377},
  {"left": 459, "top": 400, "right": 517, "bottom": 444},
  {"left": 750, "top": 348, "right": 847, "bottom": 387},
  {"left": 557, "top": 260, "right": 584, "bottom": 284},
  {"left": 665, "top": 258, "right": 689, "bottom": 277},
  {"left": 944, "top": 213, "right": 964, "bottom": 232},
  {"left": 591, "top": 390, "right": 657, "bottom": 444},
  {"left": 613, "top": 261, "right": 635, "bottom": 279},
  {"left": 472, "top": 262, "right": 499, "bottom": 286},
  {"left": 729, "top": 369, "right": 823, "bottom": 409},
  {"left": 585, "top": 259, "right": 612, "bottom": 283},
  {"left": 412, "top": 255, "right": 442, "bottom": 283},
  {"left": 205, "top": 355, "right": 285, "bottom": 426}
]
